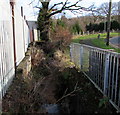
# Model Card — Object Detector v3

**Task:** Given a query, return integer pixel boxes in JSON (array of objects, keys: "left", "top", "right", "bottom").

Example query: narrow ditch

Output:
[{"left": 2, "top": 44, "right": 116, "bottom": 114}]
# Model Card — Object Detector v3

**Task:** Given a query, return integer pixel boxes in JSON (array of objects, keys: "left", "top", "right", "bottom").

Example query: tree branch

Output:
[
  {"left": 49, "top": 2, "right": 63, "bottom": 11},
  {"left": 34, "top": 6, "right": 41, "bottom": 9},
  {"left": 29, "top": 0, "right": 35, "bottom": 5},
  {"left": 55, "top": 82, "right": 81, "bottom": 103},
  {"left": 47, "top": 0, "right": 84, "bottom": 18}
]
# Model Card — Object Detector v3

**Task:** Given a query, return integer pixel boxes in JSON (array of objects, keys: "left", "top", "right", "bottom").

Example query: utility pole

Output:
[
  {"left": 106, "top": 0, "right": 112, "bottom": 46},
  {"left": 104, "top": 17, "right": 106, "bottom": 33}
]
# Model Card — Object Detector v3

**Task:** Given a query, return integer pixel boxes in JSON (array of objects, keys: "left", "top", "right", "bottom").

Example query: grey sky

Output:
[{"left": 16, "top": 0, "right": 120, "bottom": 21}]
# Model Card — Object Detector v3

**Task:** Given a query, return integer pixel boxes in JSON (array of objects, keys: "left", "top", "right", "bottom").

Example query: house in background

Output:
[{"left": 27, "top": 21, "right": 40, "bottom": 42}]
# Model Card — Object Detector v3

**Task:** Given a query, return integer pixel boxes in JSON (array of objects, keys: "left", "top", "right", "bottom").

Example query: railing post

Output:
[
  {"left": 104, "top": 53, "right": 110, "bottom": 95},
  {"left": 72, "top": 44, "right": 75, "bottom": 62},
  {"left": 70, "top": 44, "right": 73, "bottom": 62},
  {"left": 118, "top": 58, "right": 120, "bottom": 109},
  {"left": 80, "top": 45, "right": 83, "bottom": 70}
]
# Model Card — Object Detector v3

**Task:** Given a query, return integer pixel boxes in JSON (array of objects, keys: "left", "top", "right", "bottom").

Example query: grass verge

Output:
[{"left": 72, "top": 32, "right": 120, "bottom": 53}]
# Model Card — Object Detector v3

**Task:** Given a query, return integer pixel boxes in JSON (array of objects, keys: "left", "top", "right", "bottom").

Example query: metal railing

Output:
[{"left": 70, "top": 43, "right": 120, "bottom": 112}]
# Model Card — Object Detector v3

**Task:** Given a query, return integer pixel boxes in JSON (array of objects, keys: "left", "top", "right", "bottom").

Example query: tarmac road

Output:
[{"left": 110, "top": 36, "right": 120, "bottom": 48}]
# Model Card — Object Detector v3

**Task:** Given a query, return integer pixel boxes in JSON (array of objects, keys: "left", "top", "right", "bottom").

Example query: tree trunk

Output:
[
  {"left": 37, "top": 2, "right": 50, "bottom": 42},
  {"left": 39, "top": 17, "right": 50, "bottom": 42}
]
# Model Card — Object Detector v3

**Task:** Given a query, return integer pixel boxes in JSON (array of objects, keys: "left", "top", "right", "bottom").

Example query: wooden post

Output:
[
  {"left": 10, "top": 0, "right": 16, "bottom": 75},
  {"left": 21, "top": 6, "right": 23, "bottom": 17},
  {"left": 32, "top": 27, "right": 35, "bottom": 42}
]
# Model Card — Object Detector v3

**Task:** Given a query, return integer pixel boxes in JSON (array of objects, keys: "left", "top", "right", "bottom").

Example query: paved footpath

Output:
[{"left": 110, "top": 36, "right": 120, "bottom": 48}]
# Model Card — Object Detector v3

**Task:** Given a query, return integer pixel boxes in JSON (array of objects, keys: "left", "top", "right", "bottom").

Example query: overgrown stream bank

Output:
[{"left": 2, "top": 42, "right": 116, "bottom": 114}]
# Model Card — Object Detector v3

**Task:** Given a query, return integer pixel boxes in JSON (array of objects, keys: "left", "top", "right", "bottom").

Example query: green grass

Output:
[
  {"left": 72, "top": 32, "right": 120, "bottom": 53},
  {"left": 91, "top": 38, "right": 120, "bottom": 53},
  {"left": 91, "top": 38, "right": 113, "bottom": 49},
  {"left": 72, "top": 32, "right": 119, "bottom": 43},
  {"left": 72, "top": 34, "right": 97, "bottom": 43}
]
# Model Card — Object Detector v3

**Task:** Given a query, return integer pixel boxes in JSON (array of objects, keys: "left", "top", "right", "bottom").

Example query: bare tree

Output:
[
  {"left": 88, "top": 2, "right": 119, "bottom": 24},
  {"left": 98, "top": 2, "right": 118, "bottom": 16},
  {"left": 34, "top": 0, "right": 90, "bottom": 42},
  {"left": 91, "top": 2, "right": 119, "bottom": 21}
]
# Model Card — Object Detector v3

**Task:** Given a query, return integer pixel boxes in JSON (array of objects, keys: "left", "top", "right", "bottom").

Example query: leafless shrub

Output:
[{"left": 50, "top": 26, "right": 72, "bottom": 47}]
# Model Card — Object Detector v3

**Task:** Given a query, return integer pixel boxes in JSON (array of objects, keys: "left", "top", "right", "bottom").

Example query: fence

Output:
[
  {"left": 0, "top": 0, "right": 15, "bottom": 99},
  {"left": 0, "top": 0, "right": 31, "bottom": 101},
  {"left": 14, "top": 5, "right": 30, "bottom": 65},
  {"left": 70, "top": 43, "right": 120, "bottom": 112}
]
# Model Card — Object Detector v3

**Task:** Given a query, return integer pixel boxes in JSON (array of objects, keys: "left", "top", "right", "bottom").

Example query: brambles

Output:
[
  {"left": 50, "top": 26, "right": 72, "bottom": 47},
  {"left": 99, "top": 97, "right": 109, "bottom": 108}
]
